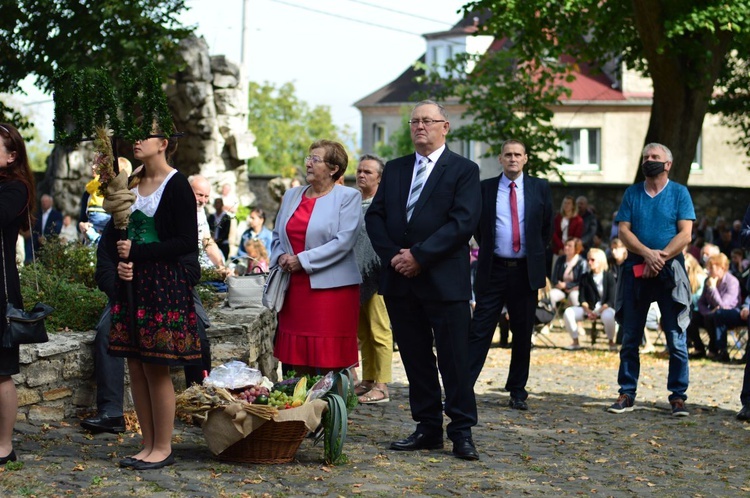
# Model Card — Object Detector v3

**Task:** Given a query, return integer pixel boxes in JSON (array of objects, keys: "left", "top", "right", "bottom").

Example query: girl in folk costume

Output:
[{"left": 105, "top": 124, "right": 200, "bottom": 470}]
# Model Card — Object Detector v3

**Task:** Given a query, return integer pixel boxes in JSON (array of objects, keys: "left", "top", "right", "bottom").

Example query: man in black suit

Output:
[
  {"left": 27, "top": 194, "right": 63, "bottom": 262},
  {"left": 468, "top": 140, "right": 553, "bottom": 411},
  {"left": 366, "top": 100, "right": 481, "bottom": 461}
]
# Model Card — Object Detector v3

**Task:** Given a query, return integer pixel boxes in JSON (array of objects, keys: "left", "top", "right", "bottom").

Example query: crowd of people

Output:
[{"left": 2, "top": 99, "right": 750, "bottom": 470}]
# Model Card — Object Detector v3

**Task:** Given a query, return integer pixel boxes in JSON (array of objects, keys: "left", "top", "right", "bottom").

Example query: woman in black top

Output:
[{"left": 0, "top": 123, "right": 36, "bottom": 464}]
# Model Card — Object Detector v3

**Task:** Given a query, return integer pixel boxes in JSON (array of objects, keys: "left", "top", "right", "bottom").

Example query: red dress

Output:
[{"left": 274, "top": 196, "right": 359, "bottom": 369}]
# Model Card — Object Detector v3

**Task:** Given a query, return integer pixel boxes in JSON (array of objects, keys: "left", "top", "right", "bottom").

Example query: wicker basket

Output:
[{"left": 216, "top": 419, "right": 309, "bottom": 464}]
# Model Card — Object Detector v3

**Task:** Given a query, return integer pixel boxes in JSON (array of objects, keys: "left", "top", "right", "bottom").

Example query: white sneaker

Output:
[{"left": 641, "top": 344, "right": 656, "bottom": 354}]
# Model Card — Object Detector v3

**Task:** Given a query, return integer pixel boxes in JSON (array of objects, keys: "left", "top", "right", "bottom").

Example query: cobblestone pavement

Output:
[{"left": 1, "top": 329, "right": 749, "bottom": 497}]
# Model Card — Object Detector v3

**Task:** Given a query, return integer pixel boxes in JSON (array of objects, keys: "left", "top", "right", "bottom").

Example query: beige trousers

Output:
[{"left": 357, "top": 294, "right": 393, "bottom": 383}]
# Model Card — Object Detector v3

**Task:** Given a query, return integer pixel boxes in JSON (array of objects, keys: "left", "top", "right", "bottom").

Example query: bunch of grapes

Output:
[
  {"left": 236, "top": 385, "right": 270, "bottom": 404},
  {"left": 268, "top": 390, "right": 293, "bottom": 409}
]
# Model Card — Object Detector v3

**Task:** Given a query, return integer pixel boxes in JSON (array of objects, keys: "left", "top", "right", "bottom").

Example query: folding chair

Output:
[
  {"left": 532, "top": 323, "right": 557, "bottom": 348},
  {"left": 588, "top": 318, "right": 600, "bottom": 346},
  {"left": 728, "top": 327, "right": 748, "bottom": 361}
]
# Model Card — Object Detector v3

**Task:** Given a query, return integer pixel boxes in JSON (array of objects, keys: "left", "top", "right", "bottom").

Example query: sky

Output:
[{"left": 14, "top": 0, "right": 467, "bottom": 147}]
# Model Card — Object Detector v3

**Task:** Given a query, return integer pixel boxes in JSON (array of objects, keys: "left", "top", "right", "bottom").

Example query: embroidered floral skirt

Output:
[{"left": 109, "top": 260, "right": 202, "bottom": 366}]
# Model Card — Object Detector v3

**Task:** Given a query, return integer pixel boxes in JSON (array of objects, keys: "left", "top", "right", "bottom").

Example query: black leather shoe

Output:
[
  {"left": 132, "top": 452, "right": 175, "bottom": 470},
  {"left": 452, "top": 437, "right": 479, "bottom": 461},
  {"left": 0, "top": 449, "right": 16, "bottom": 464},
  {"left": 390, "top": 432, "right": 443, "bottom": 451},
  {"left": 118, "top": 456, "right": 140, "bottom": 468},
  {"left": 509, "top": 397, "right": 529, "bottom": 411},
  {"left": 737, "top": 405, "right": 750, "bottom": 422},
  {"left": 81, "top": 414, "right": 126, "bottom": 434}
]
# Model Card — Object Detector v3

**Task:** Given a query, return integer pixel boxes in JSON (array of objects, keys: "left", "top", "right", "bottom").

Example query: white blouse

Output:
[{"left": 130, "top": 170, "right": 178, "bottom": 217}]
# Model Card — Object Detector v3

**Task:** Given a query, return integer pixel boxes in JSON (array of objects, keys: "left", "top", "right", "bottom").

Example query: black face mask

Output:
[{"left": 641, "top": 160, "right": 666, "bottom": 177}]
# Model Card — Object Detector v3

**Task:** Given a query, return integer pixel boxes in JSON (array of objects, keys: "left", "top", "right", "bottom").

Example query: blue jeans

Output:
[
  {"left": 617, "top": 270, "right": 689, "bottom": 401},
  {"left": 87, "top": 211, "right": 111, "bottom": 233}
]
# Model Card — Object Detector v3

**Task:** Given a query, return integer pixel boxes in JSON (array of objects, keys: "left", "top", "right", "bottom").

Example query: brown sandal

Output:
[
  {"left": 358, "top": 387, "right": 390, "bottom": 404},
  {"left": 354, "top": 383, "right": 373, "bottom": 396}
]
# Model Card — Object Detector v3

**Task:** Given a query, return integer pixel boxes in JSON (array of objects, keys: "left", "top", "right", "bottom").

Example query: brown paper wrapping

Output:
[
  {"left": 202, "top": 399, "right": 328, "bottom": 455},
  {"left": 102, "top": 170, "right": 136, "bottom": 230}
]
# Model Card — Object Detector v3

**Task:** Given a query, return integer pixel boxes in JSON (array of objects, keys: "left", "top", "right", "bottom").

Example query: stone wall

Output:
[{"left": 13, "top": 308, "right": 278, "bottom": 423}]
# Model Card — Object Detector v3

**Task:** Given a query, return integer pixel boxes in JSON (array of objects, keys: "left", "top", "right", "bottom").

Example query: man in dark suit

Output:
[
  {"left": 27, "top": 194, "right": 63, "bottom": 262},
  {"left": 468, "top": 140, "right": 553, "bottom": 411},
  {"left": 366, "top": 100, "right": 481, "bottom": 461}
]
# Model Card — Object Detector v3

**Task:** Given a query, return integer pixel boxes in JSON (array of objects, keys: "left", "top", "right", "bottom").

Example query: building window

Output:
[
  {"left": 560, "top": 128, "right": 601, "bottom": 171},
  {"left": 448, "top": 139, "right": 476, "bottom": 162},
  {"left": 372, "top": 123, "right": 386, "bottom": 145},
  {"left": 691, "top": 135, "right": 702, "bottom": 171}
]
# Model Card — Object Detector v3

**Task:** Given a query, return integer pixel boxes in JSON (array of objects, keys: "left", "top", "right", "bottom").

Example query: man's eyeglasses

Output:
[
  {"left": 408, "top": 119, "right": 447, "bottom": 127},
  {"left": 305, "top": 155, "right": 326, "bottom": 164}
]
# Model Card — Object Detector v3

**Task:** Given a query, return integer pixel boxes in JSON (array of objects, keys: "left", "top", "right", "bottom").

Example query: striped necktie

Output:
[{"left": 406, "top": 157, "right": 428, "bottom": 221}]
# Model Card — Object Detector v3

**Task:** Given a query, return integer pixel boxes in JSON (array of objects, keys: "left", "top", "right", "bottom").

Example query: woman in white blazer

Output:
[{"left": 270, "top": 140, "right": 363, "bottom": 376}]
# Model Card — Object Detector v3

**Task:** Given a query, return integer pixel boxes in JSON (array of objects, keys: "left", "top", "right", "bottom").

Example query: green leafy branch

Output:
[{"left": 52, "top": 62, "right": 174, "bottom": 147}]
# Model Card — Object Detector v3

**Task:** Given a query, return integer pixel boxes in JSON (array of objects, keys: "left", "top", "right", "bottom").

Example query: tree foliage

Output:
[
  {"left": 0, "top": 0, "right": 192, "bottom": 128},
  {"left": 247, "top": 81, "right": 358, "bottom": 176},
  {"left": 427, "top": 0, "right": 750, "bottom": 184}
]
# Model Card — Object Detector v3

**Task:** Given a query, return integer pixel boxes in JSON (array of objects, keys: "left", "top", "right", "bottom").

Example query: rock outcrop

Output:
[{"left": 48, "top": 35, "right": 258, "bottom": 216}]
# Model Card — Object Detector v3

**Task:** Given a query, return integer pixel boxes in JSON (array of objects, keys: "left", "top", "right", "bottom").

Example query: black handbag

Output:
[
  {"left": 2, "top": 301, "right": 54, "bottom": 348},
  {"left": 1, "top": 218, "right": 54, "bottom": 348}
]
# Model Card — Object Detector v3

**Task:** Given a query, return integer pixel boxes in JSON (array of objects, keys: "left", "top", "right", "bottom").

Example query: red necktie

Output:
[{"left": 510, "top": 181, "right": 520, "bottom": 253}]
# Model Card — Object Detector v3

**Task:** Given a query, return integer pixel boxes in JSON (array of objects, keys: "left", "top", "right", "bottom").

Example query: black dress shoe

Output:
[
  {"left": 81, "top": 414, "right": 126, "bottom": 434},
  {"left": 0, "top": 449, "right": 17, "bottom": 464},
  {"left": 509, "top": 397, "right": 529, "bottom": 411},
  {"left": 737, "top": 405, "right": 750, "bottom": 422},
  {"left": 452, "top": 437, "right": 479, "bottom": 461},
  {"left": 390, "top": 432, "right": 443, "bottom": 451},
  {"left": 132, "top": 452, "right": 175, "bottom": 470},
  {"left": 118, "top": 456, "right": 140, "bottom": 468}
]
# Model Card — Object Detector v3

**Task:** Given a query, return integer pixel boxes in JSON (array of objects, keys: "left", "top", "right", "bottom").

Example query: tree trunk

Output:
[{"left": 631, "top": 0, "right": 732, "bottom": 185}]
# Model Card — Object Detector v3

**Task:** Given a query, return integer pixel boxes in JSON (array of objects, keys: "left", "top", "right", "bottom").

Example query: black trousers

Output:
[
  {"left": 741, "top": 336, "right": 750, "bottom": 405},
  {"left": 94, "top": 295, "right": 212, "bottom": 416},
  {"left": 686, "top": 312, "right": 717, "bottom": 354},
  {"left": 469, "top": 256, "right": 536, "bottom": 400},
  {"left": 384, "top": 292, "right": 476, "bottom": 441}
]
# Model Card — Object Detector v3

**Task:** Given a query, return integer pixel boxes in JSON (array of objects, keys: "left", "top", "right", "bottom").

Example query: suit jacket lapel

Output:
[
  {"left": 522, "top": 174, "right": 532, "bottom": 229},
  {"left": 488, "top": 175, "right": 501, "bottom": 242},
  {"left": 398, "top": 153, "right": 417, "bottom": 220},
  {"left": 408, "top": 148, "right": 448, "bottom": 223}
]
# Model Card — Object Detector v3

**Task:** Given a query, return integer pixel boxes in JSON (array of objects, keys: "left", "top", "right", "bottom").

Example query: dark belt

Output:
[{"left": 493, "top": 256, "right": 526, "bottom": 267}]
